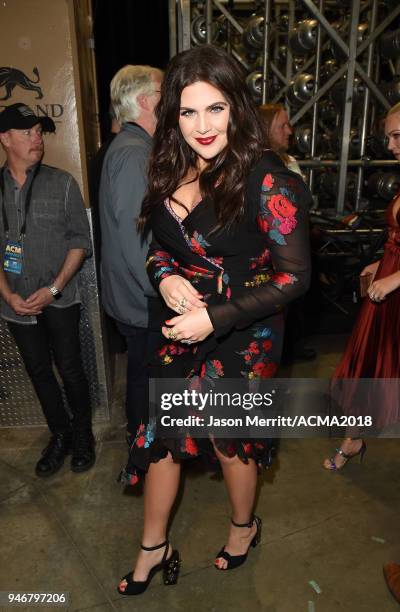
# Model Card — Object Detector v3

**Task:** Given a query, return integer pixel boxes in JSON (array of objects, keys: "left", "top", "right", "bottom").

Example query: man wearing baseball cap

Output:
[
  {"left": 0, "top": 103, "right": 95, "bottom": 477},
  {"left": 0, "top": 102, "right": 56, "bottom": 134}
]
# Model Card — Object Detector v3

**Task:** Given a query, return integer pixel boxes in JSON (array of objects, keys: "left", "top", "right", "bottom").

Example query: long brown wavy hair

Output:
[{"left": 138, "top": 45, "right": 265, "bottom": 234}]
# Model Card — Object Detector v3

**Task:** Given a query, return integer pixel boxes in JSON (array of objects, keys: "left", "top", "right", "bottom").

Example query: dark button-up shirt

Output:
[{"left": 0, "top": 163, "right": 91, "bottom": 324}]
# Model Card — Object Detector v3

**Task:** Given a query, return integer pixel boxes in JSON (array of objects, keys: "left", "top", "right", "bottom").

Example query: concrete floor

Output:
[{"left": 0, "top": 334, "right": 399, "bottom": 612}]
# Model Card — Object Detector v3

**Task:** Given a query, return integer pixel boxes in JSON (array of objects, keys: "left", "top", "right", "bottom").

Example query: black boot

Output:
[
  {"left": 71, "top": 429, "right": 96, "bottom": 473},
  {"left": 35, "top": 432, "right": 72, "bottom": 478}
]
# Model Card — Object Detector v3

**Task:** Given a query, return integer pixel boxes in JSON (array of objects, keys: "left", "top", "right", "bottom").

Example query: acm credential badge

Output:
[{"left": 4, "top": 241, "right": 23, "bottom": 274}]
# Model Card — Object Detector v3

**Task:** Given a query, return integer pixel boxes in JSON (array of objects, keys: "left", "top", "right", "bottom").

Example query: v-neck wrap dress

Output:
[{"left": 120, "top": 151, "right": 312, "bottom": 485}]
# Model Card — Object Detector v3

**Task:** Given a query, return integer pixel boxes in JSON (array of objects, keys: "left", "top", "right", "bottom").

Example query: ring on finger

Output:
[
  {"left": 177, "top": 306, "right": 186, "bottom": 314},
  {"left": 179, "top": 297, "right": 187, "bottom": 308},
  {"left": 168, "top": 330, "right": 177, "bottom": 340}
]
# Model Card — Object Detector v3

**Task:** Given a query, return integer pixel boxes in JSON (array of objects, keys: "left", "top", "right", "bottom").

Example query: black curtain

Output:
[{"left": 92, "top": 0, "right": 170, "bottom": 140}]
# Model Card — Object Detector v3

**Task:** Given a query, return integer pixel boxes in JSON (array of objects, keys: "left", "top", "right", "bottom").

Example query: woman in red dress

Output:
[{"left": 323, "top": 103, "right": 400, "bottom": 470}]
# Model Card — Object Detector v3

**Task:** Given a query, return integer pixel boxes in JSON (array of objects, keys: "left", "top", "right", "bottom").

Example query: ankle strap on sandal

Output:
[
  {"left": 335, "top": 447, "right": 351, "bottom": 460},
  {"left": 141, "top": 540, "right": 168, "bottom": 552},
  {"left": 231, "top": 516, "right": 254, "bottom": 528}
]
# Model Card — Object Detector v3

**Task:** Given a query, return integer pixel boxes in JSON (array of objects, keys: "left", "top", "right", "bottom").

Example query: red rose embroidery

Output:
[
  {"left": 273, "top": 272, "right": 295, "bottom": 287},
  {"left": 279, "top": 216, "right": 297, "bottom": 235},
  {"left": 268, "top": 194, "right": 297, "bottom": 219},
  {"left": 136, "top": 436, "right": 145, "bottom": 448},
  {"left": 245, "top": 354, "right": 251, "bottom": 362},
  {"left": 252, "top": 362, "right": 264, "bottom": 376},
  {"left": 211, "top": 359, "right": 224, "bottom": 376},
  {"left": 242, "top": 442, "right": 252, "bottom": 455},
  {"left": 185, "top": 436, "right": 198, "bottom": 456},
  {"left": 258, "top": 249, "right": 270, "bottom": 265},
  {"left": 200, "top": 363, "right": 206, "bottom": 378},
  {"left": 262, "top": 173, "right": 274, "bottom": 190},
  {"left": 257, "top": 215, "right": 269, "bottom": 233},
  {"left": 129, "top": 474, "right": 139, "bottom": 485},
  {"left": 169, "top": 344, "right": 187, "bottom": 355},
  {"left": 249, "top": 341, "right": 260, "bottom": 354},
  {"left": 190, "top": 238, "right": 206, "bottom": 256},
  {"left": 261, "top": 362, "right": 277, "bottom": 378},
  {"left": 262, "top": 339, "right": 272, "bottom": 351},
  {"left": 252, "top": 361, "right": 277, "bottom": 378}
]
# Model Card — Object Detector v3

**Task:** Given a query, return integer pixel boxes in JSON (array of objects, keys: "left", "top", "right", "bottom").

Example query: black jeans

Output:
[
  {"left": 115, "top": 321, "right": 159, "bottom": 434},
  {"left": 8, "top": 304, "right": 91, "bottom": 434}
]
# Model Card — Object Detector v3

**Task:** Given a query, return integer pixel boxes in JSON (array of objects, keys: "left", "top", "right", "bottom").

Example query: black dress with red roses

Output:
[{"left": 120, "top": 151, "right": 312, "bottom": 485}]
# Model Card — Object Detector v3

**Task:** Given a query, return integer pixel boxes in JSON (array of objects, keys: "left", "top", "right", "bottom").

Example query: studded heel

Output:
[{"left": 117, "top": 541, "right": 180, "bottom": 596}]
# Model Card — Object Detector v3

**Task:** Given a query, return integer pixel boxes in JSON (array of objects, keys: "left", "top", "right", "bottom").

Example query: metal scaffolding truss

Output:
[{"left": 168, "top": 0, "right": 400, "bottom": 214}]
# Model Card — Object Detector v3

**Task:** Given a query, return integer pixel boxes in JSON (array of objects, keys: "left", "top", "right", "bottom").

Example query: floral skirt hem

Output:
[{"left": 119, "top": 435, "right": 274, "bottom": 486}]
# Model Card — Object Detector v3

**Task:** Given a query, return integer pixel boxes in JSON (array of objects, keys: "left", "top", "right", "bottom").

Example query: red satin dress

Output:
[{"left": 332, "top": 197, "right": 400, "bottom": 429}]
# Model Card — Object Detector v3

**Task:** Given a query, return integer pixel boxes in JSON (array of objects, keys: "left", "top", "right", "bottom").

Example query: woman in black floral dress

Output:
[{"left": 117, "top": 45, "right": 311, "bottom": 596}]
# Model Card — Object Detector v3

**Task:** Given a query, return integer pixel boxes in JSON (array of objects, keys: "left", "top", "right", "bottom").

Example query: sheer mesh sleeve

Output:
[
  {"left": 146, "top": 235, "right": 181, "bottom": 289},
  {"left": 207, "top": 170, "right": 311, "bottom": 337}
]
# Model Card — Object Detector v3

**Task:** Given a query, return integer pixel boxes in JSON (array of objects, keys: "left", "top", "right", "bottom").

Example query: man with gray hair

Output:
[{"left": 99, "top": 65, "right": 162, "bottom": 440}]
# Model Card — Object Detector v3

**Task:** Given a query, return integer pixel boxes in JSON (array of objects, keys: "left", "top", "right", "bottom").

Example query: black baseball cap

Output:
[{"left": 0, "top": 103, "right": 56, "bottom": 133}]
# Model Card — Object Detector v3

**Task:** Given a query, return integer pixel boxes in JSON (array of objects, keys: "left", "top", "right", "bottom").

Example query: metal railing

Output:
[{"left": 169, "top": 0, "right": 400, "bottom": 214}]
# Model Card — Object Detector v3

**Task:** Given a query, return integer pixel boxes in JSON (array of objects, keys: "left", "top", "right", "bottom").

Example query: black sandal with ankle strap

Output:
[
  {"left": 215, "top": 515, "right": 262, "bottom": 571},
  {"left": 117, "top": 540, "right": 180, "bottom": 596}
]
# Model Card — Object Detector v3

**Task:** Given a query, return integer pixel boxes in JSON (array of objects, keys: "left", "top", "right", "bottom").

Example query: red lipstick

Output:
[{"left": 195, "top": 136, "right": 217, "bottom": 145}]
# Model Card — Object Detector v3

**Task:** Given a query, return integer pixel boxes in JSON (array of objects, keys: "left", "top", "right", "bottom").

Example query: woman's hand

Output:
[
  {"left": 162, "top": 308, "right": 214, "bottom": 343},
  {"left": 360, "top": 260, "right": 380, "bottom": 280},
  {"left": 159, "top": 275, "right": 206, "bottom": 314},
  {"left": 368, "top": 272, "right": 400, "bottom": 302}
]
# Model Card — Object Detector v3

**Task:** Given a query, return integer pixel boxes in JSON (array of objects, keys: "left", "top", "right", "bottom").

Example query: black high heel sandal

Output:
[
  {"left": 215, "top": 515, "right": 262, "bottom": 571},
  {"left": 117, "top": 540, "right": 180, "bottom": 596}
]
